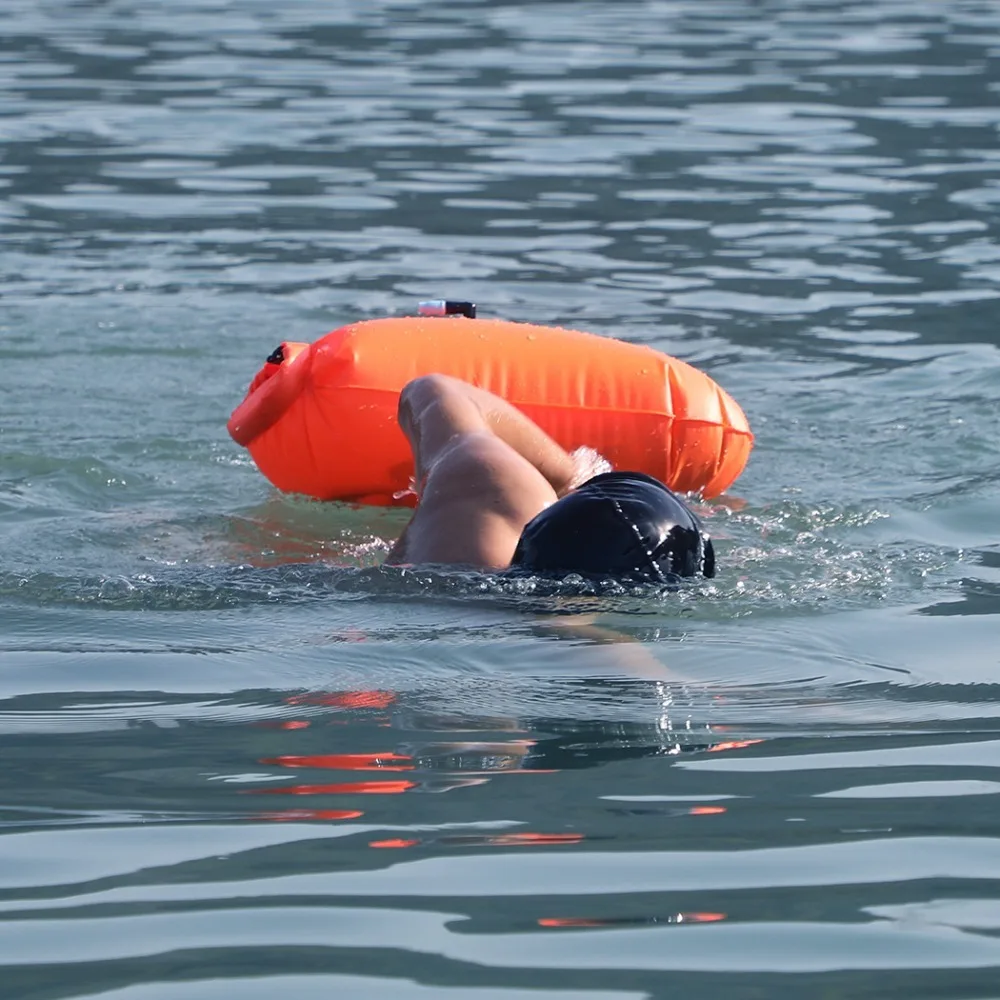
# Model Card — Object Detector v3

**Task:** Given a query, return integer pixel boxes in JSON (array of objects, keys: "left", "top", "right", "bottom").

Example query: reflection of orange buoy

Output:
[
  {"left": 538, "top": 912, "right": 726, "bottom": 928},
  {"left": 259, "top": 809, "right": 363, "bottom": 822},
  {"left": 228, "top": 316, "right": 753, "bottom": 504},
  {"left": 254, "top": 780, "right": 415, "bottom": 795},
  {"left": 485, "top": 832, "right": 584, "bottom": 846},
  {"left": 707, "top": 739, "right": 766, "bottom": 752},
  {"left": 262, "top": 753, "right": 415, "bottom": 771},
  {"left": 284, "top": 691, "right": 397, "bottom": 710}
]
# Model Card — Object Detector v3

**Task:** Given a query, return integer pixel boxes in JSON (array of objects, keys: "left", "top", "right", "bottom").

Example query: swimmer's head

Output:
[{"left": 510, "top": 471, "right": 715, "bottom": 583}]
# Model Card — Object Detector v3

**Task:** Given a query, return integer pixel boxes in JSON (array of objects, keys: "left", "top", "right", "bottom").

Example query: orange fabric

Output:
[{"left": 228, "top": 316, "right": 753, "bottom": 504}]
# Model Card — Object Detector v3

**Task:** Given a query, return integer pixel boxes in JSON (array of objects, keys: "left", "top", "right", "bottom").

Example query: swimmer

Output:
[{"left": 386, "top": 375, "right": 715, "bottom": 582}]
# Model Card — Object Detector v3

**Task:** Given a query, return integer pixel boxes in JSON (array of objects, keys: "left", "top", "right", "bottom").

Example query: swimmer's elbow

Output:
[
  {"left": 399, "top": 375, "right": 454, "bottom": 431},
  {"left": 401, "top": 374, "right": 454, "bottom": 406},
  {"left": 399, "top": 375, "right": 486, "bottom": 445}
]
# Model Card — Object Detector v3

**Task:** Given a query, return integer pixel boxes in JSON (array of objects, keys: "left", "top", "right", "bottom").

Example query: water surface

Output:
[{"left": 2, "top": 0, "right": 1000, "bottom": 997}]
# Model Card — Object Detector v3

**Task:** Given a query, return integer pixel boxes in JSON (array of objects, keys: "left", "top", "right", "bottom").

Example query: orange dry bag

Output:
[{"left": 228, "top": 315, "right": 752, "bottom": 505}]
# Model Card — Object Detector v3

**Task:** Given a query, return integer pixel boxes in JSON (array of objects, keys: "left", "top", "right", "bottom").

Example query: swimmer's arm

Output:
[
  {"left": 397, "top": 374, "right": 577, "bottom": 497},
  {"left": 540, "top": 615, "right": 690, "bottom": 683},
  {"left": 389, "top": 375, "right": 572, "bottom": 567}
]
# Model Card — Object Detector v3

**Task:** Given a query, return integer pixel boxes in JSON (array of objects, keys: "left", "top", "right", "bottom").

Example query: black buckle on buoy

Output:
[
  {"left": 418, "top": 300, "right": 477, "bottom": 319},
  {"left": 266, "top": 345, "right": 285, "bottom": 365}
]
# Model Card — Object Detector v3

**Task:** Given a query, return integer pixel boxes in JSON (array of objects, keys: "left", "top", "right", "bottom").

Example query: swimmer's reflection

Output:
[{"left": 245, "top": 680, "right": 762, "bottom": 834}]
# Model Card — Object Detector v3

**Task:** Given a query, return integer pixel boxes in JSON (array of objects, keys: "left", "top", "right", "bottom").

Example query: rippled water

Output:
[{"left": 2, "top": 0, "right": 1000, "bottom": 997}]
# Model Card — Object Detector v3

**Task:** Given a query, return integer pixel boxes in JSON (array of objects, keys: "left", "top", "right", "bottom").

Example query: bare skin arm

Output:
[
  {"left": 397, "top": 375, "right": 578, "bottom": 497},
  {"left": 386, "top": 375, "right": 577, "bottom": 569}
]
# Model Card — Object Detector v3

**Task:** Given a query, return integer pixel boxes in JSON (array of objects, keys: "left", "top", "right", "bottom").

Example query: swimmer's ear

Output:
[{"left": 702, "top": 537, "right": 716, "bottom": 579}]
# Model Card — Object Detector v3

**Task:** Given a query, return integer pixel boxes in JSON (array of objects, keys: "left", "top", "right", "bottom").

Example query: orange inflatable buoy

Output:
[{"left": 228, "top": 315, "right": 753, "bottom": 505}]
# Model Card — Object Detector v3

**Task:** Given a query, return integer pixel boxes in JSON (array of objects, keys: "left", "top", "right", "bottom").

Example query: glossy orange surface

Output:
[{"left": 229, "top": 316, "right": 753, "bottom": 503}]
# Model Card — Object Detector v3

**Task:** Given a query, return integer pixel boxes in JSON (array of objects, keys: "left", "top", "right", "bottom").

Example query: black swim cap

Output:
[{"left": 510, "top": 471, "right": 715, "bottom": 583}]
